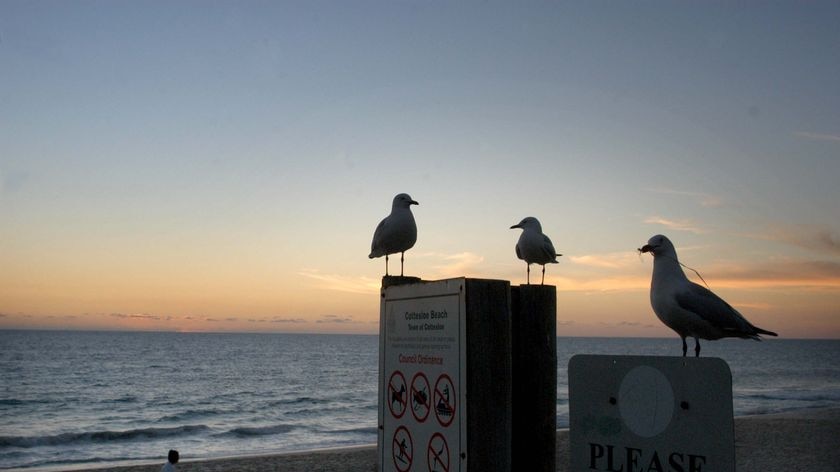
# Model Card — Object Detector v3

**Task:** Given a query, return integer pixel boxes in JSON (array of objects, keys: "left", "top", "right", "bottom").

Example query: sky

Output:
[{"left": 1, "top": 1, "right": 839, "bottom": 338}]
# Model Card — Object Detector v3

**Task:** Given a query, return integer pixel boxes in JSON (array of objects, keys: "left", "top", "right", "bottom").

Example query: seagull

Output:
[
  {"left": 640, "top": 234, "right": 778, "bottom": 357},
  {"left": 510, "top": 216, "right": 561, "bottom": 285},
  {"left": 369, "top": 193, "right": 419, "bottom": 276}
]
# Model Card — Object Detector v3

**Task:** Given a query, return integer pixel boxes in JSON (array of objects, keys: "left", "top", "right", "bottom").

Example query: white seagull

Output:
[
  {"left": 369, "top": 193, "right": 419, "bottom": 276},
  {"left": 640, "top": 234, "right": 778, "bottom": 357},
  {"left": 510, "top": 216, "right": 561, "bottom": 285}
]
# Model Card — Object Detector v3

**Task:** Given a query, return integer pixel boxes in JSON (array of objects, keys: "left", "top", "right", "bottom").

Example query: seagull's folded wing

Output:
[
  {"left": 675, "top": 283, "right": 755, "bottom": 335},
  {"left": 542, "top": 234, "right": 559, "bottom": 262},
  {"left": 370, "top": 218, "right": 390, "bottom": 257}
]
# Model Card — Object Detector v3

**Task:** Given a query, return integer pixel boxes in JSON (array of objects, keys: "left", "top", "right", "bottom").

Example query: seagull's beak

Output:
[
  {"left": 639, "top": 244, "right": 653, "bottom": 253},
  {"left": 410, "top": 200, "right": 419, "bottom": 205},
  {"left": 510, "top": 224, "right": 521, "bottom": 230}
]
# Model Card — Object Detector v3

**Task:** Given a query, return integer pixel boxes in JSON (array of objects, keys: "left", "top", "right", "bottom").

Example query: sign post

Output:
[
  {"left": 378, "top": 277, "right": 511, "bottom": 472},
  {"left": 511, "top": 285, "right": 557, "bottom": 472},
  {"left": 568, "top": 355, "right": 735, "bottom": 472}
]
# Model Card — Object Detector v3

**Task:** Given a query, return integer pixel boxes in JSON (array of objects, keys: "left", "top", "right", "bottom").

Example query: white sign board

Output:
[
  {"left": 569, "top": 355, "right": 734, "bottom": 472},
  {"left": 379, "top": 278, "right": 467, "bottom": 472}
]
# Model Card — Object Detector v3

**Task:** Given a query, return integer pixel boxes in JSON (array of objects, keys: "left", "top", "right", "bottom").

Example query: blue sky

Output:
[{"left": 1, "top": 1, "right": 839, "bottom": 337}]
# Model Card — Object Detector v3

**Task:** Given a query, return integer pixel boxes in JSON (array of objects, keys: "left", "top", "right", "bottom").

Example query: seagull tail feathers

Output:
[
  {"left": 755, "top": 327, "right": 778, "bottom": 337},
  {"left": 743, "top": 326, "right": 778, "bottom": 341}
]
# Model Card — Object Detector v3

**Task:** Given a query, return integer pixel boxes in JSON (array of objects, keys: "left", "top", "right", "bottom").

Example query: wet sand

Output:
[{"left": 62, "top": 407, "right": 840, "bottom": 472}]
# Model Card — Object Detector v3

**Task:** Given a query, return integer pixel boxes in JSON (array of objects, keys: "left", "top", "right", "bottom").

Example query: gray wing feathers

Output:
[
  {"left": 369, "top": 219, "right": 388, "bottom": 257},
  {"left": 543, "top": 235, "right": 559, "bottom": 263},
  {"left": 676, "top": 283, "right": 758, "bottom": 337}
]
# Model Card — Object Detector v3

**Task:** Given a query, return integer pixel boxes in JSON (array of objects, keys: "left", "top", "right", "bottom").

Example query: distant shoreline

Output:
[
  {"left": 19, "top": 407, "right": 840, "bottom": 472},
  {"left": 2, "top": 329, "right": 839, "bottom": 341}
]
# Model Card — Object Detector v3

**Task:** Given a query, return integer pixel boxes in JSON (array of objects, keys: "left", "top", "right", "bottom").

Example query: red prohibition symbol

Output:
[
  {"left": 410, "top": 371, "right": 431, "bottom": 423},
  {"left": 388, "top": 370, "right": 407, "bottom": 419},
  {"left": 392, "top": 425, "right": 413, "bottom": 472},
  {"left": 433, "top": 373, "right": 456, "bottom": 427},
  {"left": 427, "top": 432, "right": 450, "bottom": 472}
]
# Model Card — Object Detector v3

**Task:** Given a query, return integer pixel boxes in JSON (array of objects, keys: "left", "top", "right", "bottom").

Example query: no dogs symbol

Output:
[
  {"left": 427, "top": 432, "right": 450, "bottom": 472},
  {"left": 433, "top": 373, "right": 456, "bottom": 427},
  {"left": 388, "top": 370, "right": 407, "bottom": 419},
  {"left": 411, "top": 372, "right": 431, "bottom": 422},
  {"left": 392, "top": 426, "right": 413, "bottom": 472}
]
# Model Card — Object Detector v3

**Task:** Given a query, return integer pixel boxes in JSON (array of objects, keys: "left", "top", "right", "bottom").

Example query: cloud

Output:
[
  {"left": 110, "top": 313, "right": 161, "bottom": 320},
  {"left": 0, "top": 313, "right": 7, "bottom": 318},
  {"left": 743, "top": 224, "right": 840, "bottom": 256},
  {"left": 644, "top": 216, "right": 707, "bottom": 234},
  {"left": 647, "top": 187, "right": 723, "bottom": 208},
  {"left": 553, "top": 275, "right": 649, "bottom": 292},
  {"left": 569, "top": 252, "right": 641, "bottom": 269},
  {"left": 616, "top": 321, "right": 656, "bottom": 329},
  {"left": 429, "top": 252, "right": 485, "bottom": 278},
  {"left": 298, "top": 270, "right": 380, "bottom": 294},
  {"left": 316, "top": 314, "right": 356, "bottom": 324},
  {"left": 270, "top": 317, "right": 306, "bottom": 323},
  {"left": 705, "top": 260, "right": 840, "bottom": 289},
  {"left": 794, "top": 131, "right": 840, "bottom": 143}
]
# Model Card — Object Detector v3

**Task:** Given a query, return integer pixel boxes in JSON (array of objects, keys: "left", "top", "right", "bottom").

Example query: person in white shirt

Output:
[{"left": 161, "top": 450, "right": 179, "bottom": 472}]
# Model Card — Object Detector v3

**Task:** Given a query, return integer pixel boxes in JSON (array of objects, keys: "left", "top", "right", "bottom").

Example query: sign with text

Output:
[
  {"left": 379, "top": 278, "right": 467, "bottom": 472},
  {"left": 569, "top": 355, "right": 734, "bottom": 472}
]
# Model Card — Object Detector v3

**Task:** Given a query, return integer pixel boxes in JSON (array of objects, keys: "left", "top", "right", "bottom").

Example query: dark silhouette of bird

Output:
[
  {"left": 510, "top": 216, "right": 561, "bottom": 284},
  {"left": 640, "top": 234, "right": 778, "bottom": 356},
  {"left": 369, "top": 193, "right": 418, "bottom": 276}
]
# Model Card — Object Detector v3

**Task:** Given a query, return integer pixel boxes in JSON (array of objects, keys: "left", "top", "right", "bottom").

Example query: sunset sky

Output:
[{"left": 2, "top": 2, "right": 839, "bottom": 338}]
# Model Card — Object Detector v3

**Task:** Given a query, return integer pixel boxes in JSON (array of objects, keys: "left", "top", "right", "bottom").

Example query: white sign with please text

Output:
[{"left": 569, "top": 355, "right": 734, "bottom": 472}]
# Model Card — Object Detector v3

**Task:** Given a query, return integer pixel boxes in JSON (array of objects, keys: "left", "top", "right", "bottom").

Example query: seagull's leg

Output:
[
  {"left": 681, "top": 336, "right": 688, "bottom": 357},
  {"left": 400, "top": 252, "right": 405, "bottom": 277},
  {"left": 526, "top": 264, "right": 531, "bottom": 285},
  {"left": 541, "top": 265, "right": 546, "bottom": 285},
  {"left": 694, "top": 338, "right": 701, "bottom": 357},
  {"left": 385, "top": 254, "right": 390, "bottom": 276}
]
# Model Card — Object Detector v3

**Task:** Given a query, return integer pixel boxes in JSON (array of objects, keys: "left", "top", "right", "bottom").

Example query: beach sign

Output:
[
  {"left": 379, "top": 278, "right": 467, "bottom": 472},
  {"left": 568, "top": 355, "right": 735, "bottom": 472}
]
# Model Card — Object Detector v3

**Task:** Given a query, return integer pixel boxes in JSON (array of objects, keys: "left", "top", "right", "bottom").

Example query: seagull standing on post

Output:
[
  {"left": 369, "top": 193, "right": 419, "bottom": 276},
  {"left": 640, "top": 234, "right": 778, "bottom": 357},
  {"left": 510, "top": 216, "right": 561, "bottom": 285}
]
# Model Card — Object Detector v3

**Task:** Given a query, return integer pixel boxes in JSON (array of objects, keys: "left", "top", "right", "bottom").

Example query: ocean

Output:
[{"left": 1, "top": 331, "right": 839, "bottom": 471}]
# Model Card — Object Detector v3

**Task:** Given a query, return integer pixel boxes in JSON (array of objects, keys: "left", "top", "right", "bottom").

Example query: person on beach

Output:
[{"left": 161, "top": 449, "right": 179, "bottom": 472}]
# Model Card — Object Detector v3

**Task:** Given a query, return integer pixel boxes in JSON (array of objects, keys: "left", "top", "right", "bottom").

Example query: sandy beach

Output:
[{"left": 58, "top": 407, "right": 839, "bottom": 472}]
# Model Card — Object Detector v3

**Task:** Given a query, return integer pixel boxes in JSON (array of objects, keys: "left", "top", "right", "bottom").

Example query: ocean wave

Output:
[
  {"left": 267, "top": 396, "right": 319, "bottom": 408},
  {"left": 214, "top": 424, "right": 297, "bottom": 438},
  {"left": 157, "top": 408, "right": 227, "bottom": 422},
  {"left": 738, "top": 391, "right": 840, "bottom": 402},
  {"left": 0, "top": 424, "right": 210, "bottom": 448},
  {"left": 321, "top": 426, "right": 377, "bottom": 435},
  {"left": 0, "top": 398, "right": 53, "bottom": 406}
]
